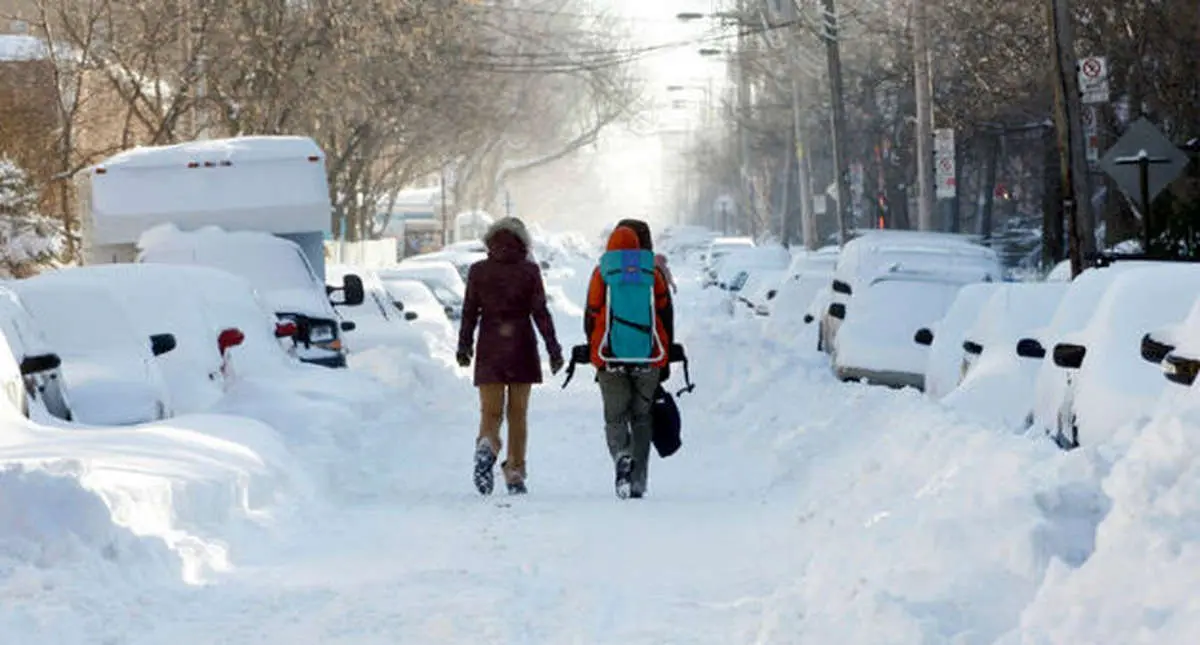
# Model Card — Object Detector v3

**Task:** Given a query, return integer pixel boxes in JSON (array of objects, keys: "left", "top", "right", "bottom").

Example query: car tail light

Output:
[
  {"left": 218, "top": 328, "right": 245, "bottom": 354},
  {"left": 274, "top": 321, "right": 298, "bottom": 338}
]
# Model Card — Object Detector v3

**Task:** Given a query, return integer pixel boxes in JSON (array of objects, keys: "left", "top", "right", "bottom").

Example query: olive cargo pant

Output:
[
  {"left": 478, "top": 383, "right": 532, "bottom": 484},
  {"left": 597, "top": 368, "right": 659, "bottom": 493}
]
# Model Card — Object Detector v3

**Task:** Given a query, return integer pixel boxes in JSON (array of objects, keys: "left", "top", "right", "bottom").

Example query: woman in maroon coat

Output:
[{"left": 457, "top": 217, "right": 563, "bottom": 495}]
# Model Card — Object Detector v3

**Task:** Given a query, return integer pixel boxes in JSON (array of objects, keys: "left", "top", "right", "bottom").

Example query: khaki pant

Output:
[{"left": 478, "top": 383, "right": 532, "bottom": 483}]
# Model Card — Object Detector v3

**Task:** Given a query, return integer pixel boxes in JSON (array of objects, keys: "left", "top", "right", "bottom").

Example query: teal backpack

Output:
[{"left": 597, "top": 248, "right": 665, "bottom": 367}]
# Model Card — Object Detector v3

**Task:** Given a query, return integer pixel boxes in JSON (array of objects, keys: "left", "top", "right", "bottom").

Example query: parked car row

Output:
[
  {"left": 0, "top": 261, "right": 350, "bottom": 428},
  {"left": 921, "top": 257, "right": 1200, "bottom": 450},
  {"left": 709, "top": 225, "right": 1200, "bottom": 451}
]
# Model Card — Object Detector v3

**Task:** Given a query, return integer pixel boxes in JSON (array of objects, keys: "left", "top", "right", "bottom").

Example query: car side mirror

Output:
[
  {"left": 340, "top": 321, "right": 356, "bottom": 332},
  {"left": 539, "top": 260, "right": 550, "bottom": 269},
  {"left": 19, "top": 353, "right": 61, "bottom": 375},
  {"left": 1016, "top": 338, "right": 1046, "bottom": 359},
  {"left": 341, "top": 274, "right": 365, "bottom": 306},
  {"left": 150, "top": 333, "right": 177, "bottom": 356},
  {"left": 831, "top": 279, "right": 852, "bottom": 295},
  {"left": 1140, "top": 332, "right": 1173, "bottom": 364},
  {"left": 275, "top": 321, "right": 298, "bottom": 338},
  {"left": 1164, "top": 354, "right": 1200, "bottom": 387},
  {"left": 914, "top": 328, "right": 934, "bottom": 346},
  {"left": 393, "top": 300, "right": 405, "bottom": 311},
  {"left": 828, "top": 302, "right": 846, "bottom": 319},
  {"left": 218, "top": 327, "right": 245, "bottom": 355},
  {"left": 405, "top": 311, "right": 418, "bottom": 321},
  {"left": 766, "top": 289, "right": 778, "bottom": 301},
  {"left": 803, "top": 313, "right": 814, "bottom": 324},
  {"left": 1052, "top": 342, "right": 1086, "bottom": 369},
  {"left": 963, "top": 340, "right": 983, "bottom": 355}
]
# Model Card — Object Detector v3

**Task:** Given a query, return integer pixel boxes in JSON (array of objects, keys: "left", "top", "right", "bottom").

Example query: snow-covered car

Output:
[
  {"left": 1035, "top": 263, "right": 1200, "bottom": 449},
  {"left": 379, "top": 278, "right": 454, "bottom": 340},
  {"left": 820, "top": 230, "right": 1002, "bottom": 358},
  {"left": 915, "top": 282, "right": 1003, "bottom": 399},
  {"left": 660, "top": 225, "right": 716, "bottom": 259},
  {"left": 711, "top": 245, "right": 791, "bottom": 313},
  {"left": 940, "top": 282, "right": 1068, "bottom": 428},
  {"left": 326, "top": 265, "right": 423, "bottom": 352},
  {"left": 10, "top": 273, "right": 178, "bottom": 426},
  {"left": 1155, "top": 297, "right": 1200, "bottom": 389},
  {"left": 376, "top": 261, "right": 465, "bottom": 321},
  {"left": 832, "top": 272, "right": 973, "bottom": 390},
  {"left": 404, "top": 249, "right": 488, "bottom": 282},
  {"left": 767, "top": 261, "right": 836, "bottom": 317},
  {"left": 137, "top": 228, "right": 363, "bottom": 368},
  {"left": 700, "top": 236, "right": 755, "bottom": 284},
  {"left": 31, "top": 264, "right": 268, "bottom": 415},
  {"left": 0, "top": 286, "right": 72, "bottom": 423},
  {"left": 1026, "top": 260, "right": 1167, "bottom": 445}
]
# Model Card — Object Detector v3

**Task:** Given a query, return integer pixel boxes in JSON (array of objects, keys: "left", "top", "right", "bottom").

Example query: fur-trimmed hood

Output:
[
  {"left": 483, "top": 216, "right": 532, "bottom": 264},
  {"left": 483, "top": 217, "right": 532, "bottom": 250}
]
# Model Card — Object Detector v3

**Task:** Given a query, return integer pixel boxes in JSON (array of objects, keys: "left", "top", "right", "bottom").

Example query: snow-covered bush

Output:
[{"left": 0, "top": 157, "right": 61, "bottom": 277}]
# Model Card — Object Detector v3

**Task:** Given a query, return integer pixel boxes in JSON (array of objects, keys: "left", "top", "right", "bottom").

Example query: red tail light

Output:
[
  {"left": 95, "top": 167, "right": 107, "bottom": 174},
  {"left": 307, "top": 155, "right": 320, "bottom": 162},
  {"left": 274, "top": 321, "right": 297, "bottom": 338},
  {"left": 187, "top": 161, "right": 199, "bottom": 168},
  {"left": 218, "top": 328, "right": 245, "bottom": 354}
]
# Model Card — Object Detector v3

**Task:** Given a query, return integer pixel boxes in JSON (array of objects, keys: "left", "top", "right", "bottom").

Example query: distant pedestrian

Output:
[{"left": 457, "top": 217, "right": 564, "bottom": 495}]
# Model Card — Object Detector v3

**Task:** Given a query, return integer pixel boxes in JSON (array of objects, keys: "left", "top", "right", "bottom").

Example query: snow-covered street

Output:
[{"left": 7, "top": 250, "right": 1177, "bottom": 644}]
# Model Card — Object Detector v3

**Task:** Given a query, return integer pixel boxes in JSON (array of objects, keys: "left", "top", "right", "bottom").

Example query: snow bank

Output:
[
  {"left": 661, "top": 283, "right": 1108, "bottom": 643},
  {"left": 1002, "top": 385, "right": 1200, "bottom": 644}
]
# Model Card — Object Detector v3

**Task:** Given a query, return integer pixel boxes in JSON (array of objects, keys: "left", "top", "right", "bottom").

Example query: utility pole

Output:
[
  {"left": 792, "top": 74, "right": 817, "bottom": 249},
  {"left": 913, "top": 0, "right": 935, "bottom": 230},
  {"left": 1047, "top": 0, "right": 1097, "bottom": 276},
  {"left": 821, "top": 0, "right": 851, "bottom": 245},
  {"left": 775, "top": 0, "right": 817, "bottom": 250}
]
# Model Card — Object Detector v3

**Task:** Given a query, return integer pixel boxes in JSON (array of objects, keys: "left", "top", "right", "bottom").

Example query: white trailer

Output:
[{"left": 76, "top": 135, "right": 332, "bottom": 278}]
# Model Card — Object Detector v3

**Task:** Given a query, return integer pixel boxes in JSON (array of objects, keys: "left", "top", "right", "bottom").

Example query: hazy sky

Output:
[{"left": 575, "top": 0, "right": 724, "bottom": 232}]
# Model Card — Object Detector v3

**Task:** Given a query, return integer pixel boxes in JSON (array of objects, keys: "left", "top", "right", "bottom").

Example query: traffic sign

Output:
[
  {"left": 1099, "top": 117, "right": 1189, "bottom": 208},
  {"left": 1077, "top": 55, "right": 1109, "bottom": 104}
]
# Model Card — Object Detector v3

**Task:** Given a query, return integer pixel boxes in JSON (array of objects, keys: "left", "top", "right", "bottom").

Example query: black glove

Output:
[
  {"left": 456, "top": 348, "right": 472, "bottom": 368},
  {"left": 549, "top": 354, "right": 564, "bottom": 375}
]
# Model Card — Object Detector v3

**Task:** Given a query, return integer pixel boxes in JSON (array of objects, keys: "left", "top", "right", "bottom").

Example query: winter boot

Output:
[
  {"left": 502, "top": 461, "right": 527, "bottom": 495},
  {"left": 473, "top": 437, "right": 497, "bottom": 495},
  {"left": 614, "top": 455, "right": 634, "bottom": 499}
]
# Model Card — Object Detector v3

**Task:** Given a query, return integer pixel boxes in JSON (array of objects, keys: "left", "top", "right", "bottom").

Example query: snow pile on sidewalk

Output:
[
  {"left": 1003, "top": 387, "right": 1200, "bottom": 643},
  {"left": 656, "top": 273, "right": 1197, "bottom": 643}
]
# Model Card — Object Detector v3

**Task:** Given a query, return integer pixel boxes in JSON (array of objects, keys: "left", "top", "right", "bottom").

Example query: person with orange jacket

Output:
[{"left": 583, "top": 223, "right": 673, "bottom": 499}]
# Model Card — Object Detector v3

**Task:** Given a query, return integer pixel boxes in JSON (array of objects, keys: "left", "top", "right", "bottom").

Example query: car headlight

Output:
[{"left": 309, "top": 324, "right": 336, "bottom": 344}]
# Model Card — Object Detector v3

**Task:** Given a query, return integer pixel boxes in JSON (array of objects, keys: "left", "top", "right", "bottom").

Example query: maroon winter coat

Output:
[{"left": 457, "top": 226, "right": 562, "bottom": 386}]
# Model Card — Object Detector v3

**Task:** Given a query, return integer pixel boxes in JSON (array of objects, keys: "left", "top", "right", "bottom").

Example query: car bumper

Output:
[
  {"left": 300, "top": 352, "right": 348, "bottom": 369},
  {"left": 835, "top": 365, "right": 925, "bottom": 391}
]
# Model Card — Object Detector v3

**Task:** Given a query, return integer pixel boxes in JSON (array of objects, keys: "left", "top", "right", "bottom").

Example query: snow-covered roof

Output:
[{"left": 94, "top": 136, "right": 324, "bottom": 170}]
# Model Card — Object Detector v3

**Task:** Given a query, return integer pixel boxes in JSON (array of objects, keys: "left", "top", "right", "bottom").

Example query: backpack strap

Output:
[
  {"left": 561, "top": 343, "right": 590, "bottom": 389},
  {"left": 668, "top": 343, "right": 696, "bottom": 397}
]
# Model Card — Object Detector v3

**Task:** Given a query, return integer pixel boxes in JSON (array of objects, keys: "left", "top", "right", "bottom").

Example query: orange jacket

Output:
[{"left": 584, "top": 226, "right": 671, "bottom": 369}]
